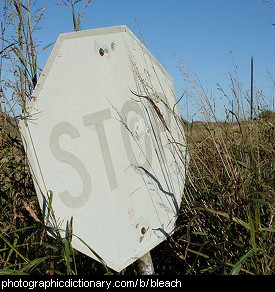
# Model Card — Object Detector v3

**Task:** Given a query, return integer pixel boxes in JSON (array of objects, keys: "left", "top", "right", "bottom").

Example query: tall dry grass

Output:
[{"left": 159, "top": 58, "right": 275, "bottom": 275}]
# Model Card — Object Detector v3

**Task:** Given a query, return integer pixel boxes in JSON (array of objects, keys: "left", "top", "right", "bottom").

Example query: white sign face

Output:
[{"left": 19, "top": 25, "right": 188, "bottom": 272}]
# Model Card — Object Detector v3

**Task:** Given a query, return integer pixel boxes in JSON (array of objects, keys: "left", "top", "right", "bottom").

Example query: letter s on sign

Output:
[{"left": 49, "top": 122, "right": 91, "bottom": 209}]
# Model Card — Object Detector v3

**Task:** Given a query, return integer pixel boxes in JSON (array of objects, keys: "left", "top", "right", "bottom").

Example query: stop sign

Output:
[{"left": 19, "top": 25, "right": 188, "bottom": 272}]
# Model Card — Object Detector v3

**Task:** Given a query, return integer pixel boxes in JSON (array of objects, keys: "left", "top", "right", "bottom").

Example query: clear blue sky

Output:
[{"left": 36, "top": 0, "right": 274, "bottom": 121}]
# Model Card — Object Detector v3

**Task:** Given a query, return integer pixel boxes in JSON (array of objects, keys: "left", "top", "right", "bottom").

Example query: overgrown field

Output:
[{"left": 0, "top": 111, "right": 274, "bottom": 275}]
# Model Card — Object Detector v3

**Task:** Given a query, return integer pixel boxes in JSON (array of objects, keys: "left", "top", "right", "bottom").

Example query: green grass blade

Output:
[
  {"left": 0, "top": 233, "right": 29, "bottom": 264},
  {"left": 196, "top": 206, "right": 250, "bottom": 230},
  {"left": 247, "top": 208, "right": 256, "bottom": 249},
  {"left": 46, "top": 190, "right": 53, "bottom": 225},
  {"left": 0, "top": 268, "right": 28, "bottom": 275},
  {"left": 230, "top": 248, "right": 261, "bottom": 275},
  {"left": 21, "top": 255, "right": 54, "bottom": 274},
  {"left": 63, "top": 238, "right": 72, "bottom": 275}
]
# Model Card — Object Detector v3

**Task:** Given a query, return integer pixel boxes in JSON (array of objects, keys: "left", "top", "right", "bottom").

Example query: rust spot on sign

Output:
[
  {"left": 99, "top": 48, "right": 104, "bottom": 56},
  {"left": 141, "top": 227, "right": 146, "bottom": 235}
]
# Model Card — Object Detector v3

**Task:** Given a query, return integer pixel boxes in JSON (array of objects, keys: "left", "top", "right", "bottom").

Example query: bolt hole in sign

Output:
[{"left": 19, "top": 25, "right": 189, "bottom": 272}]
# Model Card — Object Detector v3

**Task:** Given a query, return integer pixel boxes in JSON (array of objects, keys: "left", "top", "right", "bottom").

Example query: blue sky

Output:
[{"left": 36, "top": 0, "right": 275, "bottom": 120}]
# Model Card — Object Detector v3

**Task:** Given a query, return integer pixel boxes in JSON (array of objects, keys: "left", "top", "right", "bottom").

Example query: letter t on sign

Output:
[{"left": 83, "top": 109, "right": 118, "bottom": 190}]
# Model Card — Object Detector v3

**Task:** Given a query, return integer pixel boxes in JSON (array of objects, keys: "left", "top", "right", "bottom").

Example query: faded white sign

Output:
[{"left": 19, "top": 25, "right": 188, "bottom": 272}]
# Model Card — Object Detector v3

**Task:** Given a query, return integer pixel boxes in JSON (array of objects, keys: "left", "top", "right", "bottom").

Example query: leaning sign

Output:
[{"left": 19, "top": 25, "right": 188, "bottom": 272}]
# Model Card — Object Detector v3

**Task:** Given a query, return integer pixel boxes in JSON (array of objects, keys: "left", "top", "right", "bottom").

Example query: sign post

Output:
[
  {"left": 136, "top": 252, "right": 155, "bottom": 275},
  {"left": 19, "top": 25, "right": 188, "bottom": 273}
]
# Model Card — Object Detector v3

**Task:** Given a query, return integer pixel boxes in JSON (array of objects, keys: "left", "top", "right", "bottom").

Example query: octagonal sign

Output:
[{"left": 19, "top": 25, "right": 188, "bottom": 272}]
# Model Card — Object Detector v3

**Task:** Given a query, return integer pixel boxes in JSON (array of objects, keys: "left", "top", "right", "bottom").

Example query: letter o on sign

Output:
[{"left": 120, "top": 100, "right": 152, "bottom": 174}]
